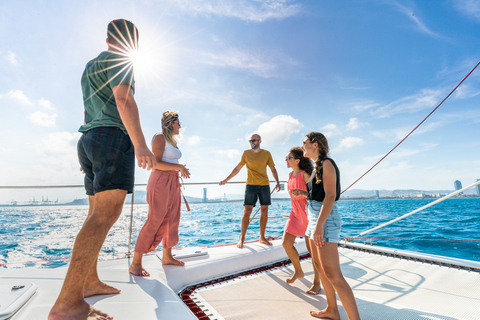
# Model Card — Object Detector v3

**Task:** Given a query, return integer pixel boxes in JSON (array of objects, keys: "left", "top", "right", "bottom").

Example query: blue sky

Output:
[{"left": 1, "top": 0, "right": 480, "bottom": 202}]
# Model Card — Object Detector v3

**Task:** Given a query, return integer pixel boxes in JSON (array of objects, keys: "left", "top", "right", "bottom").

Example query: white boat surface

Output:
[{"left": 1, "top": 237, "right": 479, "bottom": 320}]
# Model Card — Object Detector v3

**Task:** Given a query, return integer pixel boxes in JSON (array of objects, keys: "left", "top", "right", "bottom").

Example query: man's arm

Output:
[
  {"left": 113, "top": 84, "right": 156, "bottom": 171},
  {"left": 219, "top": 164, "right": 243, "bottom": 185},
  {"left": 270, "top": 166, "right": 281, "bottom": 192}
]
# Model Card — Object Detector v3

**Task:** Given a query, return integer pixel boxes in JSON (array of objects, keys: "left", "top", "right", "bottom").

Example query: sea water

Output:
[{"left": 1, "top": 198, "right": 479, "bottom": 268}]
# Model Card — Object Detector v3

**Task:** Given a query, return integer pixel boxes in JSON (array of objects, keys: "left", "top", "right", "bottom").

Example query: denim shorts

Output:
[
  {"left": 77, "top": 127, "right": 135, "bottom": 195},
  {"left": 244, "top": 185, "right": 271, "bottom": 206},
  {"left": 306, "top": 200, "right": 342, "bottom": 243}
]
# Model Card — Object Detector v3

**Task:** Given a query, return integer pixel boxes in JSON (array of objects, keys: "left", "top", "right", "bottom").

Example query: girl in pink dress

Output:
[{"left": 283, "top": 147, "right": 321, "bottom": 294}]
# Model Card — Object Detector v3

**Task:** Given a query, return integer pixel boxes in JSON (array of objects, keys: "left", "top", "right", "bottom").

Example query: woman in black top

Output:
[{"left": 291, "top": 132, "right": 360, "bottom": 320}]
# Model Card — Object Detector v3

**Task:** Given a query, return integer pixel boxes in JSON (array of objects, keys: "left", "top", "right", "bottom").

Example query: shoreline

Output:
[{"left": 1, "top": 196, "right": 479, "bottom": 207}]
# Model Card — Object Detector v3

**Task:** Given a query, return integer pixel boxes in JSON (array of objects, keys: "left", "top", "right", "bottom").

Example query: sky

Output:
[{"left": 1, "top": 0, "right": 480, "bottom": 202}]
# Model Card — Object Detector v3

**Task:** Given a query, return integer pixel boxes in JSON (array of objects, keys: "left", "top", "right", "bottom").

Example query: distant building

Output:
[
  {"left": 374, "top": 190, "right": 379, "bottom": 198},
  {"left": 203, "top": 188, "right": 207, "bottom": 202},
  {"left": 454, "top": 180, "right": 463, "bottom": 196},
  {"left": 476, "top": 179, "right": 480, "bottom": 196},
  {"left": 454, "top": 180, "right": 462, "bottom": 191}
]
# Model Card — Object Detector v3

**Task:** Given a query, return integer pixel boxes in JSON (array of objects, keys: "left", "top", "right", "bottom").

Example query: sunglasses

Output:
[
  {"left": 303, "top": 140, "right": 313, "bottom": 146},
  {"left": 285, "top": 156, "right": 294, "bottom": 160},
  {"left": 249, "top": 139, "right": 259, "bottom": 143}
]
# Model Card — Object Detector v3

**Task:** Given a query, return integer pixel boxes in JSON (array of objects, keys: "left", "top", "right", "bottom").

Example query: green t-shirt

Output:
[{"left": 79, "top": 51, "right": 135, "bottom": 133}]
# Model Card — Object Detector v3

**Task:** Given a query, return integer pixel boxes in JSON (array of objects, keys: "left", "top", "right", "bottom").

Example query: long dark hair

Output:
[
  {"left": 305, "top": 132, "right": 329, "bottom": 184},
  {"left": 289, "top": 147, "right": 313, "bottom": 175}
]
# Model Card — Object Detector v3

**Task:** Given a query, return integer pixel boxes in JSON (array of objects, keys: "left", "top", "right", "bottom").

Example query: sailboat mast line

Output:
[{"left": 341, "top": 61, "right": 480, "bottom": 195}]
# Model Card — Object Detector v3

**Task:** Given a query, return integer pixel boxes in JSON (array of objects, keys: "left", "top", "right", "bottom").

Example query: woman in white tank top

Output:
[{"left": 129, "top": 111, "right": 191, "bottom": 277}]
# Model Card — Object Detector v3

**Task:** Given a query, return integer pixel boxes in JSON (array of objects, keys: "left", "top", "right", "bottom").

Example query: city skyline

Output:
[
  {"left": 1, "top": 1, "right": 480, "bottom": 198},
  {"left": 2, "top": 178, "right": 479, "bottom": 206}
]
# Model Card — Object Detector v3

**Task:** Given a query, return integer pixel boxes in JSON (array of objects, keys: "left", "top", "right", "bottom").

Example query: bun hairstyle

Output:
[
  {"left": 305, "top": 132, "right": 329, "bottom": 184},
  {"left": 161, "top": 111, "right": 179, "bottom": 148},
  {"left": 289, "top": 147, "right": 313, "bottom": 175}
]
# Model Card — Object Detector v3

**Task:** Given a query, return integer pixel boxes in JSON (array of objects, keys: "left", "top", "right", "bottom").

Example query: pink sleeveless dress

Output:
[{"left": 284, "top": 171, "right": 308, "bottom": 236}]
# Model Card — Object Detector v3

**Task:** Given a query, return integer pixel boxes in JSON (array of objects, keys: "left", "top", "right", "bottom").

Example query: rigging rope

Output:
[
  {"left": 351, "top": 180, "right": 480, "bottom": 239},
  {"left": 341, "top": 61, "right": 480, "bottom": 194}
]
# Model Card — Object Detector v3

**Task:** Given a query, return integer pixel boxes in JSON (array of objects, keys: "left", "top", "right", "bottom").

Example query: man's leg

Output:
[
  {"left": 258, "top": 205, "right": 272, "bottom": 245},
  {"left": 48, "top": 189, "right": 127, "bottom": 320},
  {"left": 83, "top": 195, "right": 122, "bottom": 297},
  {"left": 238, "top": 205, "right": 253, "bottom": 248}
]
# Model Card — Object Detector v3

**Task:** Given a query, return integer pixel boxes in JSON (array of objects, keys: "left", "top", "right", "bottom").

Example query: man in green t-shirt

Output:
[
  {"left": 49, "top": 19, "right": 156, "bottom": 320},
  {"left": 220, "top": 134, "right": 281, "bottom": 248}
]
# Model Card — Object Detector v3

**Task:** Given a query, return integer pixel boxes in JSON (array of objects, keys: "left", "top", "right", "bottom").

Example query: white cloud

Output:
[
  {"left": 392, "top": 2, "right": 441, "bottom": 38},
  {"left": 371, "top": 88, "right": 443, "bottom": 118},
  {"left": 372, "top": 122, "right": 440, "bottom": 142},
  {"left": 205, "top": 49, "right": 278, "bottom": 78},
  {"left": 7, "top": 51, "right": 18, "bottom": 66},
  {"left": 38, "top": 98, "right": 54, "bottom": 110},
  {"left": 166, "top": 0, "right": 301, "bottom": 22},
  {"left": 346, "top": 118, "right": 359, "bottom": 130},
  {"left": 453, "top": 84, "right": 480, "bottom": 100},
  {"left": 337, "top": 136, "right": 364, "bottom": 151},
  {"left": 35, "top": 132, "right": 81, "bottom": 158},
  {"left": 0, "top": 90, "right": 33, "bottom": 106},
  {"left": 28, "top": 111, "right": 57, "bottom": 127},
  {"left": 320, "top": 123, "right": 339, "bottom": 139},
  {"left": 454, "top": 0, "right": 480, "bottom": 21},
  {"left": 217, "top": 149, "right": 241, "bottom": 159},
  {"left": 352, "top": 102, "right": 380, "bottom": 113},
  {"left": 253, "top": 115, "right": 303, "bottom": 145},
  {"left": 187, "top": 136, "right": 201, "bottom": 145}
]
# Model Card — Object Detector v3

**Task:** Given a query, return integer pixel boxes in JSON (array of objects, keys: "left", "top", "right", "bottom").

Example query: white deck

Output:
[{"left": 1, "top": 239, "right": 479, "bottom": 319}]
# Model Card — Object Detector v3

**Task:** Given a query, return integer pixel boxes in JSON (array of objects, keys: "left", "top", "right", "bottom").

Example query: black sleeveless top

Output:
[{"left": 306, "top": 157, "right": 341, "bottom": 202}]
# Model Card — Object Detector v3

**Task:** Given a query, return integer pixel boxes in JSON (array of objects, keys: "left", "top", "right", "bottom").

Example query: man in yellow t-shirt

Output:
[{"left": 220, "top": 134, "right": 281, "bottom": 248}]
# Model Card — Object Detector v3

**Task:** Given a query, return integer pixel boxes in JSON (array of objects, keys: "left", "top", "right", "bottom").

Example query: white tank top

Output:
[{"left": 162, "top": 135, "right": 182, "bottom": 164}]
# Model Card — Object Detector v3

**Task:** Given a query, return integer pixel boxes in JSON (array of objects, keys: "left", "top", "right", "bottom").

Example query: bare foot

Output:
[
  {"left": 310, "top": 309, "right": 340, "bottom": 320},
  {"left": 129, "top": 263, "right": 150, "bottom": 276},
  {"left": 306, "top": 283, "right": 322, "bottom": 295},
  {"left": 286, "top": 270, "right": 304, "bottom": 284},
  {"left": 161, "top": 257, "right": 185, "bottom": 266},
  {"left": 259, "top": 238, "right": 272, "bottom": 246},
  {"left": 49, "top": 299, "right": 112, "bottom": 320},
  {"left": 84, "top": 281, "right": 121, "bottom": 298},
  {"left": 237, "top": 239, "right": 244, "bottom": 248}
]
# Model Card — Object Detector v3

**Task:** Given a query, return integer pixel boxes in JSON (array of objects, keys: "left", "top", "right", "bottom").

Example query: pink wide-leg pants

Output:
[{"left": 134, "top": 170, "right": 181, "bottom": 253}]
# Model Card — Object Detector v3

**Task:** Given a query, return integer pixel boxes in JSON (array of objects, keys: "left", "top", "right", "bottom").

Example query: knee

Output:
[
  {"left": 282, "top": 237, "right": 293, "bottom": 248},
  {"left": 88, "top": 209, "right": 122, "bottom": 227},
  {"left": 312, "top": 259, "right": 321, "bottom": 270},
  {"left": 322, "top": 266, "right": 342, "bottom": 284}
]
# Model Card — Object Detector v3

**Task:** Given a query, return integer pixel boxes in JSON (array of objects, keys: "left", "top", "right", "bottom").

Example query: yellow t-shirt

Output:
[{"left": 239, "top": 149, "right": 275, "bottom": 186}]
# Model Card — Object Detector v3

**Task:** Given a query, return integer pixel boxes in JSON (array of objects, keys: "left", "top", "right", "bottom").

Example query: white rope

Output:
[{"left": 352, "top": 180, "right": 480, "bottom": 239}]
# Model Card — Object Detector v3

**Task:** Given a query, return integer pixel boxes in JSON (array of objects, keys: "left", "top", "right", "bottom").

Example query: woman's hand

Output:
[
  {"left": 179, "top": 165, "right": 190, "bottom": 179},
  {"left": 289, "top": 188, "right": 307, "bottom": 197},
  {"left": 313, "top": 223, "right": 324, "bottom": 247}
]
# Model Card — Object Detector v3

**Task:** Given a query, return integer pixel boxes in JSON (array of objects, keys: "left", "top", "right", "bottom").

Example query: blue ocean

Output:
[{"left": 1, "top": 198, "right": 479, "bottom": 268}]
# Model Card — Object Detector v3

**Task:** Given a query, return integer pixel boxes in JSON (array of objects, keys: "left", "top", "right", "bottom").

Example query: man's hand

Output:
[
  {"left": 275, "top": 182, "right": 281, "bottom": 192},
  {"left": 135, "top": 146, "right": 157, "bottom": 170},
  {"left": 219, "top": 180, "right": 227, "bottom": 186}
]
